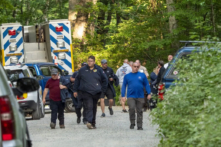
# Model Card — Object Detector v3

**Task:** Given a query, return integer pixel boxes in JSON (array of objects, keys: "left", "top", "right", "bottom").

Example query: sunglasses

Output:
[{"left": 133, "top": 66, "right": 139, "bottom": 68}]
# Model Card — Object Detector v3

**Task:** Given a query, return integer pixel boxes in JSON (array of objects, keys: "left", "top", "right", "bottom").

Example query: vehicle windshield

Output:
[{"left": 6, "top": 69, "right": 30, "bottom": 82}]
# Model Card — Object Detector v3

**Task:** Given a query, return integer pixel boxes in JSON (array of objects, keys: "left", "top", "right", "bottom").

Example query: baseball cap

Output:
[
  {"left": 81, "top": 62, "right": 87, "bottom": 67},
  {"left": 101, "top": 59, "right": 107, "bottom": 64},
  {"left": 51, "top": 68, "right": 58, "bottom": 75}
]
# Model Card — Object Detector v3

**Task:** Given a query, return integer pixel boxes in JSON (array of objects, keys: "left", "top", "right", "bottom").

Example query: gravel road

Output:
[{"left": 27, "top": 106, "right": 160, "bottom": 147}]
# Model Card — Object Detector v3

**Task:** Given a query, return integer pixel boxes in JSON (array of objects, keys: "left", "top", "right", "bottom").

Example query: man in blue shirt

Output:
[{"left": 121, "top": 62, "right": 151, "bottom": 130}]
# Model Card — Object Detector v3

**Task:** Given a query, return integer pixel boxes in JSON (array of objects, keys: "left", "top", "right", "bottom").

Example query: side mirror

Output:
[
  {"left": 36, "top": 75, "right": 44, "bottom": 80},
  {"left": 16, "top": 77, "right": 40, "bottom": 93},
  {"left": 62, "top": 70, "right": 69, "bottom": 76}
]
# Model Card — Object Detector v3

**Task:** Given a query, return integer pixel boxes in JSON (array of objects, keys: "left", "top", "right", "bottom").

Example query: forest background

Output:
[{"left": 1, "top": 0, "right": 220, "bottom": 72}]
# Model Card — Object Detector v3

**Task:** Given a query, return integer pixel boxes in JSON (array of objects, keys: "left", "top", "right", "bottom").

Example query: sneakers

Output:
[
  {"left": 60, "top": 125, "right": 65, "bottom": 129},
  {"left": 137, "top": 127, "right": 143, "bottom": 130},
  {"left": 87, "top": 123, "right": 95, "bottom": 129},
  {"left": 130, "top": 124, "right": 135, "bottom": 129},
  {"left": 101, "top": 113, "right": 105, "bottom": 117},
  {"left": 77, "top": 118, "right": 81, "bottom": 124},
  {"left": 122, "top": 109, "right": 127, "bottom": 113},
  {"left": 50, "top": 122, "right": 55, "bottom": 129},
  {"left": 109, "top": 107, "right": 113, "bottom": 115}
]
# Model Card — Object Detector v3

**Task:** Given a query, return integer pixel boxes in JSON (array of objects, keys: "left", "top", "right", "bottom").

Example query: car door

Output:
[
  {"left": 162, "top": 52, "right": 192, "bottom": 89},
  {"left": 39, "top": 66, "right": 51, "bottom": 89}
]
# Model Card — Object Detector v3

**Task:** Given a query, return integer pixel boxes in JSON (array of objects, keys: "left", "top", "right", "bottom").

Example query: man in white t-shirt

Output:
[
  {"left": 164, "top": 55, "right": 173, "bottom": 69},
  {"left": 116, "top": 59, "right": 132, "bottom": 112}
]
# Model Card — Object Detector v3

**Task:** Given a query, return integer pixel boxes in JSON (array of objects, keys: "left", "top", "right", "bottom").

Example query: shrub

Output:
[{"left": 151, "top": 43, "right": 221, "bottom": 147}]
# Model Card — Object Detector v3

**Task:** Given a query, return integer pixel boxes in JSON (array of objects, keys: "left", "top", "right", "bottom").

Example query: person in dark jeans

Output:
[
  {"left": 73, "top": 56, "right": 108, "bottom": 129},
  {"left": 149, "top": 67, "right": 159, "bottom": 110},
  {"left": 155, "top": 60, "right": 165, "bottom": 86},
  {"left": 121, "top": 62, "right": 151, "bottom": 130},
  {"left": 42, "top": 68, "right": 67, "bottom": 129},
  {"left": 70, "top": 62, "right": 87, "bottom": 124}
]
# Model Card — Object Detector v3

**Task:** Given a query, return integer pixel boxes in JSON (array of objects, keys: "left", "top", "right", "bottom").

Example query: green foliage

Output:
[
  {"left": 151, "top": 43, "right": 221, "bottom": 146},
  {"left": 0, "top": 0, "right": 69, "bottom": 25}
]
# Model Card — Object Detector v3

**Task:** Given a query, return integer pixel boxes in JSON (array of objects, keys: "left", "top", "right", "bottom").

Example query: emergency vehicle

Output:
[{"left": 0, "top": 19, "right": 74, "bottom": 74}]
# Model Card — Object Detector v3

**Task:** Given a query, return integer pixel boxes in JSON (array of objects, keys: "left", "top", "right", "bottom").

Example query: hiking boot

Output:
[
  {"left": 101, "top": 113, "right": 105, "bottom": 117},
  {"left": 77, "top": 118, "right": 81, "bottom": 124},
  {"left": 137, "top": 127, "right": 143, "bottom": 130},
  {"left": 87, "top": 123, "right": 95, "bottom": 129},
  {"left": 130, "top": 124, "right": 135, "bottom": 129},
  {"left": 109, "top": 107, "right": 113, "bottom": 115},
  {"left": 60, "top": 125, "right": 65, "bottom": 129},
  {"left": 122, "top": 109, "right": 127, "bottom": 113},
  {"left": 50, "top": 122, "right": 56, "bottom": 129}
]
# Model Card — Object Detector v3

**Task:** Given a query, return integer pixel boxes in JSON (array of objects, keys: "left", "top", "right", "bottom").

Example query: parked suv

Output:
[
  {"left": 4, "top": 64, "right": 44, "bottom": 120},
  {"left": 0, "top": 63, "right": 39, "bottom": 147},
  {"left": 159, "top": 45, "right": 200, "bottom": 99}
]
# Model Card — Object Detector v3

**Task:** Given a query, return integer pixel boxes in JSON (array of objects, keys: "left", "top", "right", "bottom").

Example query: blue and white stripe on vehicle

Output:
[
  {"left": 48, "top": 22, "right": 73, "bottom": 73},
  {"left": 1, "top": 25, "right": 24, "bottom": 66}
]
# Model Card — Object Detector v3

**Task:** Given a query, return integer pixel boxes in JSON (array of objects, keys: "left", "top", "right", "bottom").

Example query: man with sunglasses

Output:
[{"left": 121, "top": 62, "right": 151, "bottom": 130}]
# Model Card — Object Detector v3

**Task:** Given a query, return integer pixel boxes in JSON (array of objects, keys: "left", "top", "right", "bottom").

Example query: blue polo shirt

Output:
[{"left": 121, "top": 72, "right": 151, "bottom": 98}]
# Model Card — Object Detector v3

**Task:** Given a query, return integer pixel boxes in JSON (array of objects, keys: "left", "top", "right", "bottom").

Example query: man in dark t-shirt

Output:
[
  {"left": 42, "top": 68, "right": 67, "bottom": 129},
  {"left": 70, "top": 62, "right": 87, "bottom": 124}
]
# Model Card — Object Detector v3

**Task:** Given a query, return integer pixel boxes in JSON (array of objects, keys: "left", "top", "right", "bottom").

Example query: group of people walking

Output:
[{"left": 42, "top": 55, "right": 173, "bottom": 130}]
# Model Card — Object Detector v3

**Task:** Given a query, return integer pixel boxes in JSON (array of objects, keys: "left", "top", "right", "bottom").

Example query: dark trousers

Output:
[
  {"left": 127, "top": 98, "right": 144, "bottom": 128},
  {"left": 143, "top": 93, "right": 148, "bottom": 110},
  {"left": 50, "top": 100, "right": 65, "bottom": 125},
  {"left": 78, "top": 91, "right": 100, "bottom": 124},
  {"left": 74, "top": 96, "right": 86, "bottom": 121}
]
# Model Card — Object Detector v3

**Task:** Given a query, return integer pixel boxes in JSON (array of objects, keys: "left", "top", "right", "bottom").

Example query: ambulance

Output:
[{"left": 0, "top": 19, "right": 74, "bottom": 74}]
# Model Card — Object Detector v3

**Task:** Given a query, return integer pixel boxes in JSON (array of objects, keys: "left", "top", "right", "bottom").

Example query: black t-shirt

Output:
[{"left": 102, "top": 67, "right": 114, "bottom": 89}]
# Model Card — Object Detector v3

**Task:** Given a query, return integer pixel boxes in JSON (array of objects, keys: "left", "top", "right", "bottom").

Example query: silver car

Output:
[
  {"left": 0, "top": 63, "right": 39, "bottom": 147},
  {"left": 4, "top": 64, "right": 44, "bottom": 120}
]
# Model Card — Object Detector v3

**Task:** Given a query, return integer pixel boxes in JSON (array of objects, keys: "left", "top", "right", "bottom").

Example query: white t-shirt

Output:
[{"left": 164, "top": 63, "right": 169, "bottom": 69}]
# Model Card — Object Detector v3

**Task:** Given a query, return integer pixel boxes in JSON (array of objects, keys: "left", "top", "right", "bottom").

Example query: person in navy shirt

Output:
[
  {"left": 70, "top": 62, "right": 87, "bottom": 124},
  {"left": 121, "top": 62, "right": 151, "bottom": 130},
  {"left": 73, "top": 56, "right": 108, "bottom": 129}
]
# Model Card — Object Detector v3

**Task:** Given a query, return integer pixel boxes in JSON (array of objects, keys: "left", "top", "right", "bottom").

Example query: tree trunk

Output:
[
  {"left": 26, "top": 0, "right": 30, "bottom": 25},
  {"left": 166, "top": 0, "right": 177, "bottom": 33},
  {"left": 73, "top": 0, "right": 92, "bottom": 41},
  {"left": 68, "top": 0, "right": 79, "bottom": 28},
  {"left": 87, "top": 0, "right": 97, "bottom": 36}
]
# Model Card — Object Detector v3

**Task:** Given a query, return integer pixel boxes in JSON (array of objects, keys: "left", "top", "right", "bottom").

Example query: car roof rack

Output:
[{"left": 180, "top": 40, "right": 221, "bottom": 47}]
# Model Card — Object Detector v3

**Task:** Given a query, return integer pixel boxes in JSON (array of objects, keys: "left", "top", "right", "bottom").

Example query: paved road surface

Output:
[{"left": 27, "top": 106, "right": 160, "bottom": 147}]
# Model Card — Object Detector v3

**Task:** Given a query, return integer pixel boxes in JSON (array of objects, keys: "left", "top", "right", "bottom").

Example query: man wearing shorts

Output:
[
  {"left": 100, "top": 59, "right": 119, "bottom": 117},
  {"left": 116, "top": 59, "right": 132, "bottom": 112}
]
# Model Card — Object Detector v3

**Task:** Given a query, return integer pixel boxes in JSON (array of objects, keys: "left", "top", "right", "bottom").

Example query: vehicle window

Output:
[
  {"left": 40, "top": 66, "right": 51, "bottom": 76},
  {"left": 50, "top": 66, "right": 62, "bottom": 75},
  {"left": 29, "top": 67, "right": 37, "bottom": 77},
  {"left": 7, "top": 70, "right": 26, "bottom": 81},
  {"left": 23, "top": 69, "right": 31, "bottom": 77},
  {"left": 167, "top": 53, "right": 191, "bottom": 78}
]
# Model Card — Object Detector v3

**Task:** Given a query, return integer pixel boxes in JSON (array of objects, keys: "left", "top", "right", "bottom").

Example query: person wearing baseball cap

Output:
[
  {"left": 42, "top": 68, "right": 67, "bottom": 129},
  {"left": 100, "top": 59, "right": 119, "bottom": 117}
]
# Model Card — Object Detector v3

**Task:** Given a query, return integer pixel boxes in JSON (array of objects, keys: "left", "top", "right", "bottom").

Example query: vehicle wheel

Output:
[
  {"left": 65, "top": 98, "right": 75, "bottom": 113},
  {"left": 32, "top": 98, "right": 41, "bottom": 120}
]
